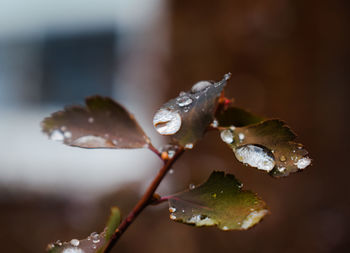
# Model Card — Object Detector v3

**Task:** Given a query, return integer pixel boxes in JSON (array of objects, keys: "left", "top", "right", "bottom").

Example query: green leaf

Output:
[
  {"left": 220, "top": 120, "right": 311, "bottom": 177},
  {"left": 47, "top": 207, "right": 121, "bottom": 253},
  {"left": 42, "top": 96, "right": 150, "bottom": 149},
  {"left": 153, "top": 73, "right": 231, "bottom": 148},
  {"left": 216, "top": 106, "right": 263, "bottom": 127},
  {"left": 168, "top": 171, "right": 268, "bottom": 230}
]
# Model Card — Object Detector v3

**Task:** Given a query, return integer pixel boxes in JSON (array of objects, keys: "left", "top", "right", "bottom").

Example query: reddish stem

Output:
[
  {"left": 148, "top": 143, "right": 162, "bottom": 159},
  {"left": 103, "top": 147, "right": 184, "bottom": 252}
]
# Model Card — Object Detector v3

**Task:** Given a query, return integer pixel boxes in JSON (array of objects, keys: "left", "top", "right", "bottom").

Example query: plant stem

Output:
[{"left": 103, "top": 147, "right": 184, "bottom": 252}]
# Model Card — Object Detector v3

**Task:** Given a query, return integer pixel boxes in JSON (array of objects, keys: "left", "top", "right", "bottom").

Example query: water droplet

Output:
[
  {"left": 238, "top": 133, "right": 245, "bottom": 141},
  {"left": 241, "top": 209, "right": 268, "bottom": 229},
  {"left": 185, "top": 143, "right": 194, "bottom": 149},
  {"left": 177, "top": 95, "right": 193, "bottom": 107},
  {"left": 93, "top": 238, "right": 100, "bottom": 244},
  {"left": 279, "top": 155, "right": 286, "bottom": 162},
  {"left": 88, "top": 117, "right": 94, "bottom": 123},
  {"left": 47, "top": 243, "right": 55, "bottom": 250},
  {"left": 50, "top": 130, "right": 64, "bottom": 141},
  {"left": 235, "top": 145, "right": 275, "bottom": 172},
  {"left": 222, "top": 226, "right": 229, "bottom": 230},
  {"left": 211, "top": 119, "right": 219, "bottom": 128},
  {"left": 64, "top": 131, "right": 72, "bottom": 139},
  {"left": 169, "top": 169, "right": 174, "bottom": 174},
  {"left": 294, "top": 156, "right": 311, "bottom": 169},
  {"left": 170, "top": 214, "right": 177, "bottom": 220},
  {"left": 189, "top": 184, "right": 196, "bottom": 190},
  {"left": 153, "top": 109, "right": 182, "bottom": 135},
  {"left": 70, "top": 239, "right": 80, "bottom": 247},
  {"left": 168, "top": 150, "right": 175, "bottom": 158},
  {"left": 91, "top": 244, "right": 97, "bottom": 249},
  {"left": 72, "top": 136, "right": 108, "bottom": 147},
  {"left": 230, "top": 126, "right": 236, "bottom": 131},
  {"left": 220, "top": 130, "right": 234, "bottom": 144},
  {"left": 191, "top": 81, "right": 212, "bottom": 93},
  {"left": 63, "top": 248, "right": 85, "bottom": 253},
  {"left": 278, "top": 166, "right": 286, "bottom": 172},
  {"left": 169, "top": 207, "right": 176, "bottom": 213},
  {"left": 56, "top": 240, "right": 63, "bottom": 246}
]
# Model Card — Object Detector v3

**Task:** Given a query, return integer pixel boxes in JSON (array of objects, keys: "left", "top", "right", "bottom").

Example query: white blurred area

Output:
[{"left": 0, "top": 0, "right": 170, "bottom": 198}]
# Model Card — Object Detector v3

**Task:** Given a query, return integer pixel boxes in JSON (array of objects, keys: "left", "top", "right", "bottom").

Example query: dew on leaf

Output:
[
  {"left": 235, "top": 145, "right": 275, "bottom": 172},
  {"left": 153, "top": 109, "right": 182, "bottom": 135},
  {"left": 50, "top": 130, "right": 64, "bottom": 141},
  {"left": 241, "top": 210, "right": 268, "bottom": 229},
  {"left": 189, "top": 184, "right": 196, "bottom": 190},
  {"left": 220, "top": 129, "right": 234, "bottom": 144},
  {"left": 64, "top": 131, "right": 72, "bottom": 139},
  {"left": 294, "top": 157, "right": 311, "bottom": 169},
  {"left": 62, "top": 248, "right": 85, "bottom": 253},
  {"left": 211, "top": 119, "right": 219, "bottom": 128},
  {"left": 70, "top": 239, "right": 80, "bottom": 247},
  {"left": 176, "top": 95, "right": 193, "bottom": 107},
  {"left": 185, "top": 143, "right": 194, "bottom": 149},
  {"left": 238, "top": 133, "right": 245, "bottom": 142},
  {"left": 191, "top": 81, "right": 212, "bottom": 93},
  {"left": 72, "top": 136, "right": 109, "bottom": 147}
]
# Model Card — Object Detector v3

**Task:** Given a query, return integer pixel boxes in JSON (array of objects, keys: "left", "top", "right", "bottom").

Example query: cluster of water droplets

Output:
[{"left": 50, "top": 126, "right": 72, "bottom": 142}]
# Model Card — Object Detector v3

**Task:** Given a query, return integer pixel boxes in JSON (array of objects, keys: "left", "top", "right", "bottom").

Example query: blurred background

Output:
[{"left": 0, "top": 0, "right": 349, "bottom": 252}]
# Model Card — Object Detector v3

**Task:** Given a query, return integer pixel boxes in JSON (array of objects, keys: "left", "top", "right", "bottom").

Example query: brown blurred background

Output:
[{"left": 0, "top": 0, "right": 349, "bottom": 252}]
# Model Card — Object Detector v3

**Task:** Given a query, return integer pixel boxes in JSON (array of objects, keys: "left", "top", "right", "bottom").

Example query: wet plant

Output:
[{"left": 42, "top": 73, "right": 311, "bottom": 253}]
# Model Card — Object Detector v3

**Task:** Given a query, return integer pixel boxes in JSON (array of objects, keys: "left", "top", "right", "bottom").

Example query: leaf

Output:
[
  {"left": 220, "top": 120, "right": 312, "bottom": 177},
  {"left": 42, "top": 96, "right": 150, "bottom": 149},
  {"left": 47, "top": 207, "right": 121, "bottom": 253},
  {"left": 216, "top": 106, "right": 263, "bottom": 127},
  {"left": 153, "top": 73, "right": 231, "bottom": 147},
  {"left": 168, "top": 171, "right": 268, "bottom": 230}
]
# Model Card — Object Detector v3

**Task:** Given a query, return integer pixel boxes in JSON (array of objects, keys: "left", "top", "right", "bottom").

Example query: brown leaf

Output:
[{"left": 42, "top": 96, "right": 150, "bottom": 149}]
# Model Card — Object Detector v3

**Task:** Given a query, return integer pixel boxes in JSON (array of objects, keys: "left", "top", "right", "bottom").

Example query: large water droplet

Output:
[
  {"left": 235, "top": 145, "right": 275, "bottom": 172},
  {"left": 220, "top": 129, "right": 234, "bottom": 144},
  {"left": 70, "top": 239, "right": 80, "bottom": 247},
  {"left": 191, "top": 81, "right": 212, "bottom": 93},
  {"left": 72, "top": 136, "right": 108, "bottom": 147},
  {"left": 176, "top": 95, "right": 193, "bottom": 107},
  {"left": 63, "top": 248, "right": 85, "bottom": 253},
  {"left": 294, "top": 156, "right": 311, "bottom": 169},
  {"left": 241, "top": 209, "right": 268, "bottom": 229},
  {"left": 50, "top": 130, "right": 64, "bottom": 141},
  {"left": 153, "top": 109, "right": 182, "bottom": 135}
]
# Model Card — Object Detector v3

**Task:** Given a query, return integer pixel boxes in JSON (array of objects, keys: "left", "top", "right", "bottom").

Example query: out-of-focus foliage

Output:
[{"left": 42, "top": 96, "right": 150, "bottom": 149}]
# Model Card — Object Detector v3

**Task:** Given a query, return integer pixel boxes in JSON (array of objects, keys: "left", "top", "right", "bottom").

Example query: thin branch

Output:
[
  {"left": 103, "top": 147, "right": 184, "bottom": 252},
  {"left": 148, "top": 143, "right": 163, "bottom": 160}
]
